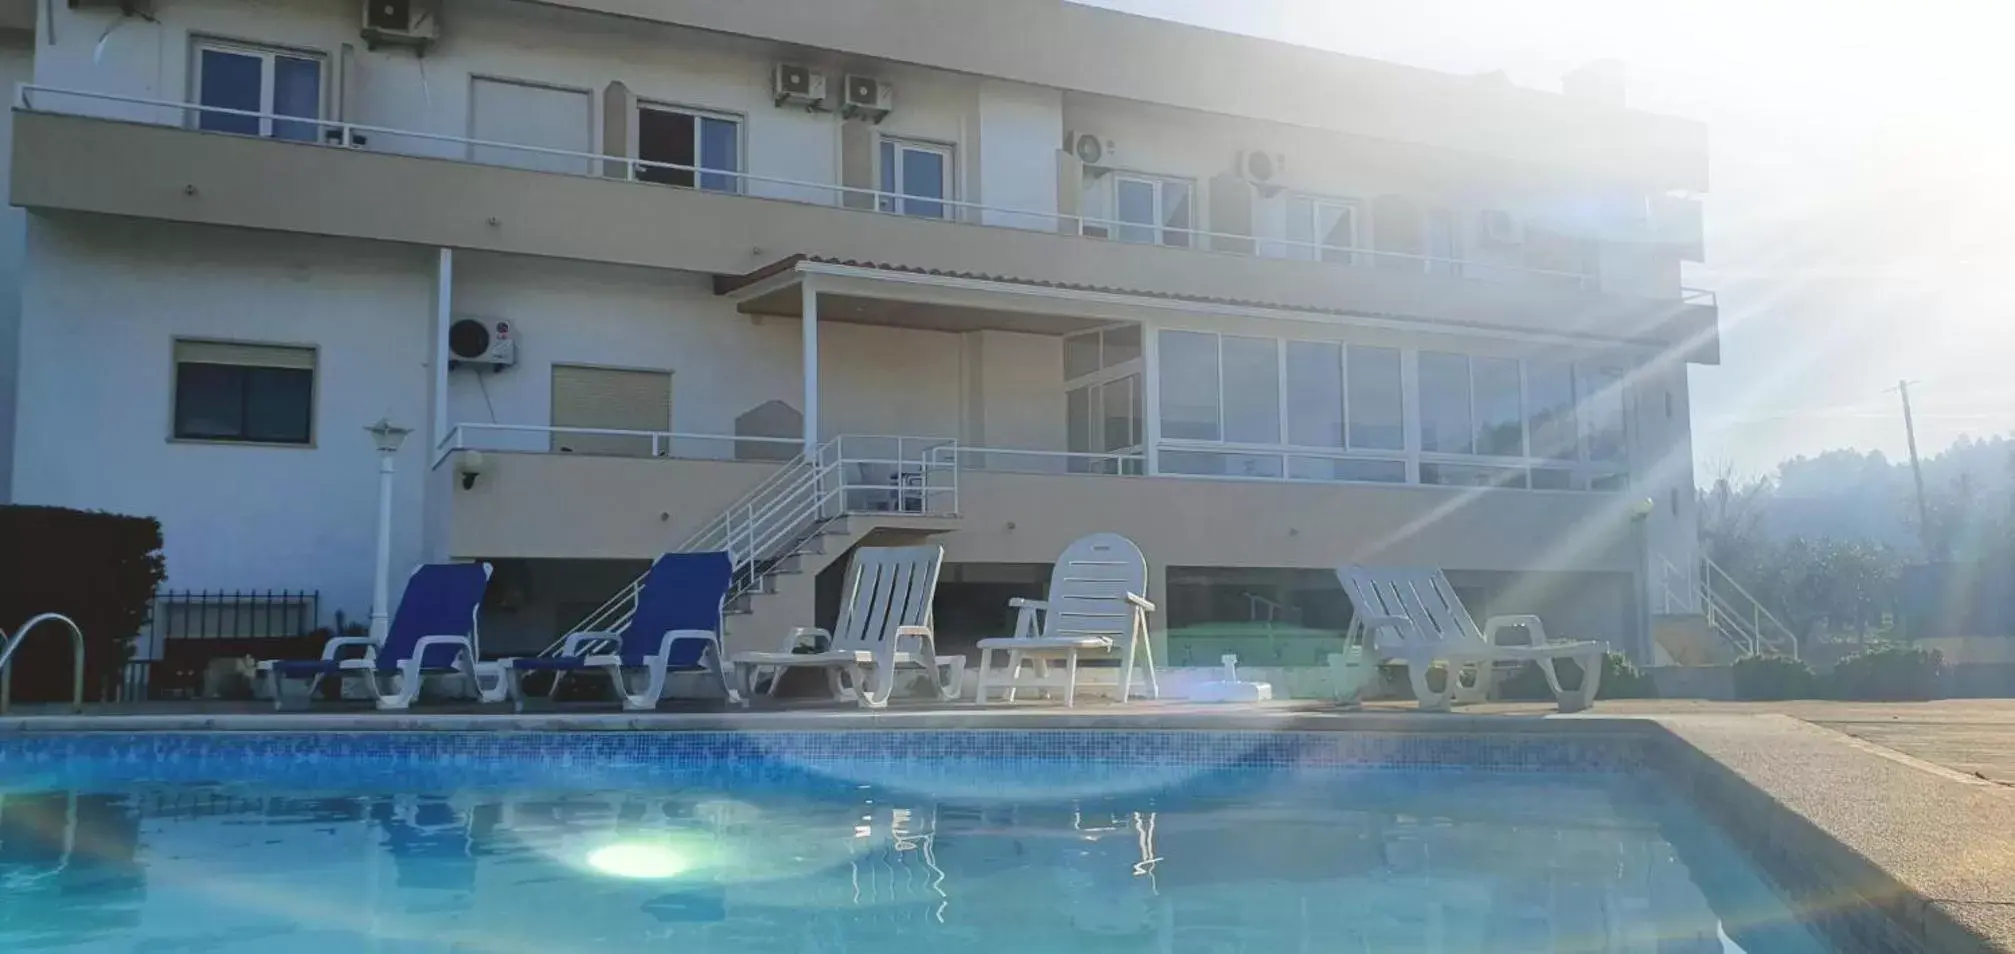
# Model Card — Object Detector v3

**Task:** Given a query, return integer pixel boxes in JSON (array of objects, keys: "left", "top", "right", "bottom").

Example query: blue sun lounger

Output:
[
  {"left": 259, "top": 562, "right": 502, "bottom": 710},
  {"left": 498, "top": 551, "right": 734, "bottom": 711}
]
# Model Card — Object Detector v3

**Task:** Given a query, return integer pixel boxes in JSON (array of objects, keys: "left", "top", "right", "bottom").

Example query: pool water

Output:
[{"left": 0, "top": 746, "right": 1830, "bottom": 953}]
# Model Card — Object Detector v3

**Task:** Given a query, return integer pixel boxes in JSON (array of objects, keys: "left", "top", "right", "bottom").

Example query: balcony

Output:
[
  {"left": 12, "top": 86, "right": 1716, "bottom": 355},
  {"left": 434, "top": 426, "right": 1641, "bottom": 575}
]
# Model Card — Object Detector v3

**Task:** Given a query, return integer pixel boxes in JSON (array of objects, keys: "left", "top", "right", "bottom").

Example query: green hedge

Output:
[
  {"left": 0, "top": 505, "right": 166, "bottom": 702},
  {"left": 1828, "top": 645, "right": 1943, "bottom": 701},
  {"left": 1732, "top": 654, "right": 1818, "bottom": 700}
]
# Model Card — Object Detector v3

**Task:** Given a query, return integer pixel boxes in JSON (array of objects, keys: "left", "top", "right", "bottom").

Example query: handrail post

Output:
[{"left": 0, "top": 613, "right": 87, "bottom": 715}]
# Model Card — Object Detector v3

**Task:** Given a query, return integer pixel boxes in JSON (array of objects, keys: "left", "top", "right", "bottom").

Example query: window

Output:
[
  {"left": 879, "top": 139, "right": 951, "bottom": 219},
  {"left": 1114, "top": 175, "right": 1193, "bottom": 247},
  {"left": 1221, "top": 336, "right": 1280, "bottom": 444},
  {"left": 1472, "top": 356, "right": 1525, "bottom": 457},
  {"left": 172, "top": 340, "right": 315, "bottom": 444},
  {"left": 1347, "top": 346, "right": 1404, "bottom": 450},
  {"left": 1063, "top": 325, "right": 1143, "bottom": 380},
  {"left": 1417, "top": 352, "right": 1473, "bottom": 454},
  {"left": 1527, "top": 362, "right": 1580, "bottom": 461},
  {"left": 192, "top": 41, "right": 323, "bottom": 142},
  {"left": 1159, "top": 331, "right": 1221, "bottom": 441},
  {"left": 549, "top": 364, "right": 672, "bottom": 458},
  {"left": 1285, "top": 341, "right": 1344, "bottom": 447},
  {"left": 1425, "top": 209, "right": 1462, "bottom": 277},
  {"left": 1582, "top": 366, "right": 1629, "bottom": 464},
  {"left": 635, "top": 104, "right": 740, "bottom": 192},
  {"left": 1286, "top": 196, "right": 1363, "bottom": 264}
]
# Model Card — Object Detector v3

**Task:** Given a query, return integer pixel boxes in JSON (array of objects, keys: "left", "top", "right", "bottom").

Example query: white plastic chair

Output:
[
  {"left": 730, "top": 544, "right": 964, "bottom": 708},
  {"left": 974, "top": 533, "right": 1159, "bottom": 706},
  {"left": 1336, "top": 565, "right": 1605, "bottom": 712}
]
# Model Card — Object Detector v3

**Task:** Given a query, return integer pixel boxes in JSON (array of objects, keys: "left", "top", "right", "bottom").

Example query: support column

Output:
[
  {"left": 1140, "top": 320, "right": 1160, "bottom": 476},
  {"left": 431, "top": 248, "right": 453, "bottom": 448},
  {"left": 801, "top": 279, "right": 819, "bottom": 455}
]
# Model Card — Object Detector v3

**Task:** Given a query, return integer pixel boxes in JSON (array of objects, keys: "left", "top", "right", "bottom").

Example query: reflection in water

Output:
[{"left": 0, "top": 771, "right": 1829, "bottom": 953}]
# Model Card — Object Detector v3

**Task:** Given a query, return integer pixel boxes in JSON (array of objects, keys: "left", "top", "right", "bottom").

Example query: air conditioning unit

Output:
[
  {"left": 1479, "top": 209, "right": 1521, "bottom": 246},
  {"left": 1064, "top": 129, "right": 1116, "bottom": 169},
  {"left": 841, "top": 74, "right": 893, "bottom": 123},
  {"left": 448, "top": 318, "right": 516, "bottom": 371},
  {"left": 360, "top": 0, "right": 438, "bottom": 51},
  {"left": 772, "top": 63, "right": 829, "bottom": 110},
  {"left": 1236, "top": 149, "right": 1287, "bottom": 196}
]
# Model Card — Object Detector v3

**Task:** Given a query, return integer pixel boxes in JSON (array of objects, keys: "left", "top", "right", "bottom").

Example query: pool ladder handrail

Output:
[{"left": 0, "top": 613, "right": 85, "bottom": 714}]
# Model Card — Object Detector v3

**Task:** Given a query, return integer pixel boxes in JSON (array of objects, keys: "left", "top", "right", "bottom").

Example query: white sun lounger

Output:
[
  {"left": 973, "top": 533, "right": 1159, "bottom": 706},
  {"left": 729, "top": 544, "right": 964, "bottom": 708},
  {"left": 1335, "top": 565, "right": 1605, "bottom": 712}
]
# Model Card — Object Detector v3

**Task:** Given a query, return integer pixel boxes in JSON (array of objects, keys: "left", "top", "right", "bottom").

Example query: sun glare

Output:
[{"left": 586, "top": 842, "right": 693, "bottom": 880}]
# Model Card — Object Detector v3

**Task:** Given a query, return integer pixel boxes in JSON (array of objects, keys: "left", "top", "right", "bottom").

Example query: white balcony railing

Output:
[{"left": 16, "top": 84, "right": 1716, "bottom": 308}]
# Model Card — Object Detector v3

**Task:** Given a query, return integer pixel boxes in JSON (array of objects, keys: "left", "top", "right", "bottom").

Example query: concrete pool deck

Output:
[{"left": 1, "top": 698, "right": 2011, "bottom": 952}]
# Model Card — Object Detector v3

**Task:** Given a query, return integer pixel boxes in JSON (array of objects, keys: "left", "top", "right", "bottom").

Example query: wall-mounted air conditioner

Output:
[
  {"left": 1479, "top": 209, "right": 1521, "bottom": 246},
  {"left": 841, "top": 74, "right": 893, "bottom": 123},
  {"left": 1064, "top": 129, "right": 1116, "bottom": 172},
  {"left": 448, "top": 318, "right": 516, "bottom": 371},
  {"left": 361, "top": 0, "right": 438, "bottom": 52},
  {"left": 772, "top": 63, "right": 829, "bottom": 111},
  {"left": 1236, "top": 148, "right": 1287, "bottom": 196}
]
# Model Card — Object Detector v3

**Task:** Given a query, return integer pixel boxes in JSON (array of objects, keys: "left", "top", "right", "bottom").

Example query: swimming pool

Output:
[{"left": 0, "top": 731, "right": 1831, "bottom": 952}]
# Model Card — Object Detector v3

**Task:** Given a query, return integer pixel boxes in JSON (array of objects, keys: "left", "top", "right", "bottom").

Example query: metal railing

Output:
[
  {"left": 0, "top": 613, "right": 85, "bottom": 714},
  {"left": 1655, "top": 555, "right": 1699, "bottom": 615},
  {"left": 16, "top": 84, "right": 1716, "bottom": 307},
  {"left": 1700, "top": 556, "right": 1800, "bottom": 659},
  {"left": 122, "top": 589, "right": 322, "bottom": 701},
  {"left": 433, "top": 423, "right": 800, "bottom": 469},
  {"left": 538, "top": 434, "right": 961, "bottom": 656},
  {"left": 929, "top": 445, "right": 1142, "bottom": 476}
]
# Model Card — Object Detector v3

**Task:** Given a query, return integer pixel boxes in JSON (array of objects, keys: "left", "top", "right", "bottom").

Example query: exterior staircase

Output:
[
  {"left": 539, "top": 436, "right": 960, "bottom": 663},
  {"left": 1653, "top": 555, "right": 1800, "bottom": 664}
]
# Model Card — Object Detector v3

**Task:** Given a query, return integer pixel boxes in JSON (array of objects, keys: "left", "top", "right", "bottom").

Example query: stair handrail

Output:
[
  {"left": 0, "top": 613, "right": 85, "bottom": 714},
  {"left": 1701, "top": 585, "right": 1760, "bottom": 656},
  {"left": 1699, "top": 556, "right": 1800, "bottom": 658},
  {"left": 539, "top": 435, "right": 961, "bottom": 656},
  {"left": 540, "top": 440, "right": 841, "bottom": 655},
  {"left": 1654, "top": 555, "right": 1699, "bottom": 614}
]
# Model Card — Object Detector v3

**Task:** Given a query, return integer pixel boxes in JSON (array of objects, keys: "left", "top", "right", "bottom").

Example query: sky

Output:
[{"left": 1087, "top": 0, "right": 2015, "bottom": 478}]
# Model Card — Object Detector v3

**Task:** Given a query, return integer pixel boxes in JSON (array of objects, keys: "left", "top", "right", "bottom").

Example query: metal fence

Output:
[{"left": 117, "top": 590, "right": 321, "bottom": 701}]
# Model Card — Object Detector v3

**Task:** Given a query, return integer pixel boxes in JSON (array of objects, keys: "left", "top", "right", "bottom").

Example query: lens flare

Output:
[{"left": 586, "top": 842, "right": 691, "bottom": 880}]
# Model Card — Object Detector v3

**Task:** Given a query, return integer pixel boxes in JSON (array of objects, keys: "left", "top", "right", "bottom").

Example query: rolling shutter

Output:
[{"left": 549, "top": 364, "right": 671, "bottom": 457}]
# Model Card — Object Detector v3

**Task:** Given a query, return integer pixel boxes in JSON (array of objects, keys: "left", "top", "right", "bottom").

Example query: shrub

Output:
[
  {"left": 1732, "top": 654, "right": 1819, "bottom": 700},
  {"left": 1496, "top": 652, "right": 1656, "bottom": 701},
  {"left": 0, "top": 506, "right": 166, "bottom": 703},
  {"left": 1827, "top": 645, "right": 1943, "bottom": 701}
]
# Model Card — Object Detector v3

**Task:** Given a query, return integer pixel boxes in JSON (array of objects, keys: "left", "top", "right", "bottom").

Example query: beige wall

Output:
[
  {"left": 12, "top": 112, "right": 1716, "bottom": 355},
  {"left": 448, "top": 455, "right": 1639, "bottom": 573},
  {"left": 446, "top": 452, "right": 784, "bottom": 559},
  {"left": 521, "top": 0, "right": 1706, "bottom": 189}
]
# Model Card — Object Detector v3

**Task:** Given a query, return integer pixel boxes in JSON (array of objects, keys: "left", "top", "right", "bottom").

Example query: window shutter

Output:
[
  {"left": 549, "top": 365, "right": 672, "bottom": 457},
  {"left": 175, "top": 340, "right": 315, "bottom": 370}
]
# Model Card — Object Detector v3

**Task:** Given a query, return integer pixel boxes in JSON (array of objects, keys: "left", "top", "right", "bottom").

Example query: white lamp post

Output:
[
  {"left": 365, "top": 417, "right": 412, "bottom": 646},
  {"left": 1629, "top": 495, "right": 1657, "bottom": 664}
]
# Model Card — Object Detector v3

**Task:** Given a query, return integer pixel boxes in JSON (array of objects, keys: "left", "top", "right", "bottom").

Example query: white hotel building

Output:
[{"left": 0, "top": 0, "right": 1716, "bottom": 674}]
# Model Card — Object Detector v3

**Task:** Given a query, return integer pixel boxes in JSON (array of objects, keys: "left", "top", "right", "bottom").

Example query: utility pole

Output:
[{"left": 1893, "top": 380, "right": 1934, "bottom": 560}]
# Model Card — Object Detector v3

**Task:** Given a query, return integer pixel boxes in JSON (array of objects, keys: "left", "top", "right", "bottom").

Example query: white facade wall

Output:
[
  {"left": 13, "top": 216, "right": 434, "bottom": 620},
  {"left": 0, "top": 36, "right": 33, "bottom": 500}
]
